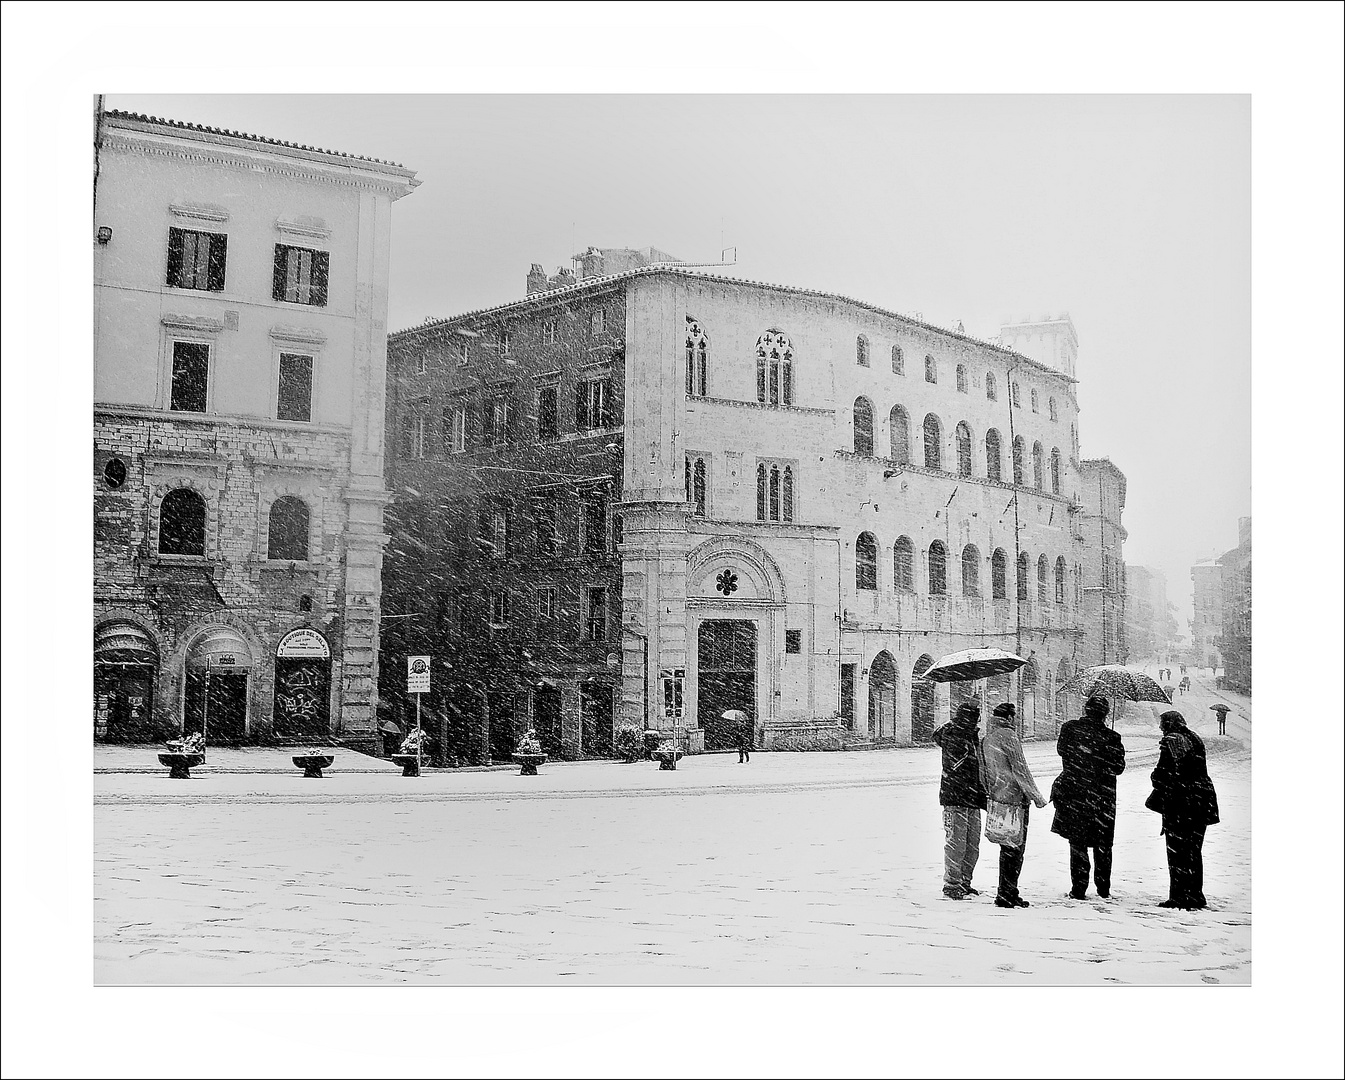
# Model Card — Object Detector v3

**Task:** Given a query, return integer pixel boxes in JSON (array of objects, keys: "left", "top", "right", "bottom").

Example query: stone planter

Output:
[
  {"left": 292, "top": 754, "right": 335, "bottom": 778},
  {"left": 390, "top": 754, "right": 422, "bottom": 777},
  {"left": 158, "top": 752, "right": 205, "bottom": 779},
  {"left": 512, "top": 752, "right": 548, "bottom": 776},
  {"left": 651, "top": 748, "right": 684, "bottom": 771}
]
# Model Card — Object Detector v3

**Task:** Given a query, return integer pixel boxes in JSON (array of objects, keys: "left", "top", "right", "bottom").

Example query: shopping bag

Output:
[{"left": 985, "top": 799, "right": 1026, "bottom": 847}]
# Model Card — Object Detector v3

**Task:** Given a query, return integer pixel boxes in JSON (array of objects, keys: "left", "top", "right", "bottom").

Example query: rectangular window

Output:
[
  {"left": 484, "top": 397, "right": 511, "bottom": 448},
  {"left": 537, "top": 385, "right": 558, "bottom": 440},
  {"left": 785, "top": 629, "right": 802, "bottom": 654},
  {"left": 445, "top": 403, "right": 467, "bottom": 454},
  {"left": 456, "top": 340, "right": 469, "bottom": 366},
  {"left": 272, "top": 244, "right": 330, "bottom": 307},
  {"left": 166, "top": 227, "right": 227, "bottom": 291},
  {"left": 276, "top": 353, "right": 313, "bottom": 422},
  {"left": 543, "top": 318, "right": 558, "bottom": 345},
  {"left": 170, "top": 341, "right": 209, "bottom": 412},
  {"left": 402, "top": 414, "right": 427, "bottom": 459},
  {"left": 533, "top": 498, "right": 557, "bottom": 556},
  {"left": 591, "top": 307, "right": 607, "bottom": 335},
  {"left": 490, "top": 589, "right": 511, "bottom": 627},
  {"left": 492, "top": 506, "right": 509, "bottom": 558},
  {"left": 581, "top": 489, "right": 608, "bottom": 554},
  {"left": 577, "top": 378, "right": 612, "bottom": 431},
  {"left": 585, "top": 586, "right": 609, "bottom": 641},
  {"left": 537, "top": 586, "right": 557, "bottom": 620},
  {"left": 414, "top": 351, "right": 427, "bottom": 375}
]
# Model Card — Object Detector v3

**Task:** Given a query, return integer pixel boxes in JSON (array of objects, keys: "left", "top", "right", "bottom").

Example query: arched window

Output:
[
  {"left": 889, "top": 405, "right": 911, "bottom": 464},
  {"left": 1055, "top": 556, "right": 1067, "bottom": 604},
  {"left": 1049, "top": 396, "right": 1058, "bottom": 422},
  {"left": 1011, "top": 381, "right": 1021, "bottom": 408},
  {"left": 1012, "top": 435, "right": 1025, "bottom": 485},
  {"left": 928, "top": 540, "right": 947, "bottom": 595},
  {"left": 991, "top": 548, "right": 1008, "bottom": 599},
  {"left": 685, "top": 456, "right": 707, "bottom": 516},
  {"left": 782, "top": 465, "right": 794, "bottom": 522},
  {"left": 955, "top": 422, "right": 973, "bottom": 477},
  {"left": 891, "top": 345, "right": 904, "bottom": 374},
  {"left": 1031, "top": 388, "right": 1039, "bottom": 413},
  {"left": 856, "top": 532, "right": 878, "bottom": 590},
  {"left": 159, "top": 488, "right": 206, "bottom": 556},
  {"left": 853, "top": 397, "right": 874, "bottom": 456},
  {"left": 267, "top": 496, "right": 309, "bottom": 560},
  {"left": 924, "top": 355, "right": 937, "bottom": 384},
  {"left": 755, "top": 329, "right": 794, "bottom": 406},
  {"left": 769, "top": 464, "right": 781, "bottom": 520},
  {"left": 893, "top": 536, "right": 914, "bottom": 591},
  {"left": 986, "top": 372, "right": 998, "bottom": 401},
  {"left": 1016, "top": 551, "right": 1029, "bottom": 601},
  {"left": 961, "top": 544, "right": 980, "bottom": 597},
  {"left": 756, "top": 463, "right": 767, "bottom": 521},
  {"left": 923, "top": 413, "right": 943, "bottom": 470},
  {"left": 1037, "top": 553, "right": 1049, "bottom": 602},
  {"left": 685, "top": 317, "right": 708, "bottom": 397},
  {"left": 956, "top": 364, "right": 968, "bottom": 393},
  {"left": 856, "top": 334, "right": 870, "bottom": 366},
  {"left": 985, "top": 428, "right": 1003, "bottom": 482},
  {"left": 1050, "top": 447, "right": 1062, "bottom": 495},
  {"left": 1032, "top": 441, "right": 1044, "bottom": 489}
]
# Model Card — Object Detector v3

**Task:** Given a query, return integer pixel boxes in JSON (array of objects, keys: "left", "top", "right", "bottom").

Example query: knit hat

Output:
[{"left": 992, "top": 702, "right": 1015, "bottom": 718}]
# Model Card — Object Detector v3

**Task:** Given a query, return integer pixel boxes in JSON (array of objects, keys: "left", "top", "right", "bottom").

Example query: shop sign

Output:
[{"left": 277, "top": 628, "right": 331, "bottom": 660}]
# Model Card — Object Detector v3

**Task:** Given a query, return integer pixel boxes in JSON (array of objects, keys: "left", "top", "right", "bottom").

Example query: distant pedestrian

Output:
[
  {"left": 1180, "top": 664, "right": 1187, "bottom": 677},
  {"left": 1179, "top": 676, "right": 1191, "bottom": 696},
  {"left": 1146, "top": 711, "right": 1220, "bottom": 910},
  {"left": 1051, "top": 696, "right": 1126, "bottom": 900},
  {"left": 980, "top": 702, "right": 1048, "bottom": 908},
  {"left": 932, "top": 702, "right": 987, "bottom": 900},
  {"left": 736, "top": 718, "right": 752, "bottom": 763},
  {"left": 1163, "top": 684, "right": 1177, "bottom": 703},
  {"left": 1211, "top": 704, "right": 1229, "bottom": 736}
]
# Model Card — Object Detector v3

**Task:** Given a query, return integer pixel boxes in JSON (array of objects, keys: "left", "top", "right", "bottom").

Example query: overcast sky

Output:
[{"left": 108, "top": 93, "right": 1250, "bottom": 632}]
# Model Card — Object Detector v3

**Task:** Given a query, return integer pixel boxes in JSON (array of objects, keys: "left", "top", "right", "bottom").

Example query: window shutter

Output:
[
  {"left": 272, "top": 246, "right": 288, "bottom": 301},
  {"left": 166, "top": 227, "right": 185, "bottom": 287},
  {"left": 207, "top": 233, "right": 227, "bottom": 292},
  {"left": 311, "top": 250, "right": 330, "bottom": 307}
]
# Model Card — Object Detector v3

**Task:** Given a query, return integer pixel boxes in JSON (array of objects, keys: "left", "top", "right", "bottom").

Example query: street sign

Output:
[{"left": 407, "top": 656, "right": 431, "bottom": 694}]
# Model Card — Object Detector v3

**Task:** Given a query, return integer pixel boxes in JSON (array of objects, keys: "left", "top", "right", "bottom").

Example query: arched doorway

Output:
[
  {"left": 1018, "top": 659, "right": 1039, "bottom": 738},
  {"left": 868, "top": 651, "right": 896, "bottom": 739},
  {"left": 185, "top": 627, "right": 253, "bottom": 743},
  {"left": 94, "top": 623, "right": 158, "bottom": 742},
  {"left": 911, "top": 654, "right": 936, "bottom": 742},
  {"left": 272, "top": 628, "right": 331, "bottom": 738},
  {"left": 698, "top": 620, "right": 756, "bottom": 750}
]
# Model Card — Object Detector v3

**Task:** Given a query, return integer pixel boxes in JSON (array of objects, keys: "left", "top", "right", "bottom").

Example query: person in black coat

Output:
[
  {"left": 1147, "top": 710, "right": 1220, "bottom": 909},
  {"left": 1051, "top": 696, "right": 1126, "bottom": 899},
  {"left": 736, "top": 717, "right": 752, "bottom": 763},
  {"left": 931, "top": 703, "right": 987, "bottom": 899}
]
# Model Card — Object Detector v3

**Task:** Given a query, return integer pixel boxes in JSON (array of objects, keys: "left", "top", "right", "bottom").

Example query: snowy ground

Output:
[{"left": 95, "top": 684, "right": 1250, "bottom": 985}]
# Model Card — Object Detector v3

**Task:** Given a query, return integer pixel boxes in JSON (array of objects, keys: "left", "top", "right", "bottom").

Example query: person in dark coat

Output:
[
  {"left": 931, "top": 702, "right": 987, "bottom": 900},
  {"left": 1051, "top": 696, "right": 1126, "bottom": 899},
  {"left": 1211, "top": 703, "right": 1229, "bottom": 736},
  {"left": 736, "top": 717, "right": 752, "bottom": 763},
  {"left": 1147, "top": 710, "right": 1220, "bottom": 909}
]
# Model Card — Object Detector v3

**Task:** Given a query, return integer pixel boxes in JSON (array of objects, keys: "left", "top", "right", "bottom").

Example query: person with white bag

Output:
[{"left": 980, "top": 702, "right": 1048, "bottom": 909}]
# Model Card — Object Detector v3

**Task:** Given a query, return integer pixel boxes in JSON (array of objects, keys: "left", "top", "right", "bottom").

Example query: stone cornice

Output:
[
  {"left": 269, "top": 325, "right": 328, "bottom": 347},
  {"left": 95, "top": 403, "right": 349, "bottom": 437},
  {"left": 161, "top": 313, "right": 224, "bottom": 334},
  {"left": 170, "top": 203, "right": 229, "bottom": 224},
  {"left": 687, "top": 395, "right": 834, "bottom": 418}
]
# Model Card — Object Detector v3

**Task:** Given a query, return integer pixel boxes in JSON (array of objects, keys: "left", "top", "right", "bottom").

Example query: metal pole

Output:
[
  {"left": 201, "top": 666, "right": 210, "bottom": 764},
  {"left": 642, "top": 635, "right": 649, "bottom": 732},
  {"left": 415, "top": 691, "right": 423, "bottom": 775}
]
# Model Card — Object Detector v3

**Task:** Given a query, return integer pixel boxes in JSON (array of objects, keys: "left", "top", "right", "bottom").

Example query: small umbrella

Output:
[{"left": 721, "top": 709, "right": 750, "bottom": 724}]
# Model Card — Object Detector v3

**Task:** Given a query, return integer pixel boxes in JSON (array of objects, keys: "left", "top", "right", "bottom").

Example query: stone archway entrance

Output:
[
  {"left": 185, "top": 627, "right": 252, "bottom": 743},
  {"left": 911, "top": 653, "right": 936, "bottom": 742},
  {"left": 94, "top": 623, "right": 158, "bottom": 743},
  {"left": 697, "top": 619, "right": 757, "bottom": 751},
  {"left": 868, "top": 651, "right": 896, "bottom": 740},
  {"left": 272, "top": 628, "right": 331, "bottom": 739}
]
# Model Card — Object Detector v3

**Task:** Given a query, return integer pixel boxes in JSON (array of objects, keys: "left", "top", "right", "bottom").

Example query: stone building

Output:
[
  {"left": 1216, "top": 516, "right": 1252, "bottom": 695},
  {"left": 382, "top": 266, "right": 1117, "bottom": 761},
  {"left": 1189, "top": 558, "right": 1223, "bottom": 670},
  {"left": 92, "top": 109, "right": 417, "bottom": 746},
  {"left": 1076, "top": 457, "right": 1129, "bottom": 669},
  {"left": 1125, "top": 565, "right": 1173, "bottom": 666}
]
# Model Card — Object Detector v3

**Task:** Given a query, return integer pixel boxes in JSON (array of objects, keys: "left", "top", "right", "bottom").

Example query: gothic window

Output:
[
  {"left": 1032, "top": 441, "right": 1044, "bottom": 489},
  {"left": 956, "top": 364, "right": 968, "bottom": 393},
  {"left": 991, "top": 548, "right": 1008, "bottom": 599},
  {"left": 685, "top": 455, "right": 707, "bottom": 517},
  {"left": 928, "top": 540, "right": 947, "bottom": 595},
  {"left": 782, "top": 465, "right": 794, "bottom": 522},
  {"left": 923, "top": 413, "right": 943, "bottom": 470},
  {"left": 1037, "top": 553, "right": 1049, "bottom": 602},
  {"left": 856, "top": 532, "right": 878, "bottom": 590},
  {"left": 756, "top": 460, "right": 795, "bottom": 522},
  {"left": 1050, "top": 447, "right": 1062, "bottom": 495},
  {"left": 986, "top": 372, "right": 997, "bottom": 401},
  {"left": 961, "top": 544, "right": 980, "bottom": 597},
  {"left": 267, "top": 496, "right": 309, "bottom": 560},
  {"left": 159, "top": 488, "right": 206, "bottom": 556},
  {"left": 853, "top": 397, "right": 874, "bottom": 456},
  {"left": 955, "top": 421, "right": 973, "bottom": 477},
  {"left": 891, "top": 345, "right": 904, "bottom": 374},
  {"left": 856, "top": 334, "right": 870, "bottom": 366},
  {"left": 893, "top": 536, "right": 914, "bottom": 592},
  {"left": 685, "top": 317, "right": 708, "bottom": 397},
  {"left": 1055, "top": 556, "right": 1067, "bottom": 604},
  {"left": 985, "top": 428, "right": 1003, "bottom": 482},
  {"left": 925, "top": 355, "right": 937, "bottom": 384},
  {"left": 889, "top": 405, "right": 911, "bottom": 464},
  {"left": 756, "top": 463, "right": 767, "bottom": 521},
  {"left": 755, "top": 329, "right": 794, "bottom": 406}
]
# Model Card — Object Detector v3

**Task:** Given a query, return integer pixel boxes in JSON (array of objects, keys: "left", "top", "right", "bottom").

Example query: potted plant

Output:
[
  {"left": 291, "top": 746, "right": 336, "bottom": 778},
  {"left": 650, "top": 738, "right": 684, "bottom": 771},
  {"left": 511, "top": 730, "right": 548, "bottom": 776},
  {"left": 390, "top": 728, "right": 428, "bottom": 777},
  {"left": 614, "top": 723, "right": 643, "bottom": 763},
  {"left": 159, "top": 732, "right": 206, "bottom": 779}
]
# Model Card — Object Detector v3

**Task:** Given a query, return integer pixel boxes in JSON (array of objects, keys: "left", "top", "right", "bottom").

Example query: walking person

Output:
[
  {"left": 1051, "top": 696, "right": 1126, "bottom": 899},
  {"left": 981, "top": 702, "right": 1048, "bottom": 908},
  {"left": 1211, "top": 703, "right": 1229, "bottom": 736},
  {"left": 736, "top": 716, "right": 752, "bottom": 763},
  {"left": 1146, "top": 711, "right": 1220, "bottom": 910},
  {"left": 932, "top": 702, "right": 987, "bottom": 900}
]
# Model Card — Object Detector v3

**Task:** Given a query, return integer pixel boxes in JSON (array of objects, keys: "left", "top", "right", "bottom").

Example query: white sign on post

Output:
[{"left": 407, "top": 656, "right": 431, "bottom": 694}]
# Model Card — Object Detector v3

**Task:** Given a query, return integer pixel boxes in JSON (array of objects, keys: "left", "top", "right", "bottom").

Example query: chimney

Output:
[
  {"left": 550, "top": 266, "right": 575, "bottom": 290},
  {"left": 526, "top": 263, "right": 548, "bottom": 295}
]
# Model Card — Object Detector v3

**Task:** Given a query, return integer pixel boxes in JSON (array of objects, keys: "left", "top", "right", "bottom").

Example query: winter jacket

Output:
[
  {"left": 981, "top": 715, "right": 1046, "bottom": 809},
  {"left": 1050, "top": 716, "right": 1126, "bottom": 845},
  {"left": 931, "top": 715, "right": 987, "bottom": 810},
  {"left": 1149, "top": 726, "right": 1220, "bottom": 830}
]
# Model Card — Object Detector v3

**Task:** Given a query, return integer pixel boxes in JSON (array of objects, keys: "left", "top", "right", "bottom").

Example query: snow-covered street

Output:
[{"left": 95, "top": 722, "right": 1250, "bottom": 985}]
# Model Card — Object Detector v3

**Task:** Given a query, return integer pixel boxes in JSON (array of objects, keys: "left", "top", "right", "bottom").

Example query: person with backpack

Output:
[{"left": 931, "top": 702, "right": 987, "bottom": 900}]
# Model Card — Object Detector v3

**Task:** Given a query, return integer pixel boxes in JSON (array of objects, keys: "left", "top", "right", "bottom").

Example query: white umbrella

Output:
[{"left": 921, "top": 648, "right": 1027, "bottom": 724}]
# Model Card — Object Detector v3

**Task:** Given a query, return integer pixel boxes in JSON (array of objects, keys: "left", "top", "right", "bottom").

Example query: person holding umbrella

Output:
[
  {"left": 980, "top": 702, "right": 1048, "bottom": 908},
  {"left": 1051, "top": 696, "right": 1127, "bottom": 900},
  {"left": 1146, "top": 710, "right": 1220, "bottom": 910},
  {"left": 931, "top": 702, "right": 988, "bottom": 900},
  {"left": 1210, "top": 703, "right": 1230, "bottom": 736}
]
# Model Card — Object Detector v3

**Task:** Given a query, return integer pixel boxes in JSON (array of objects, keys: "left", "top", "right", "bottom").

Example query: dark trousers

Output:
[
  {"left": 1164, "top": 824, "right": 1207, "bottom": 906},
  {"left": 997, "top": 805, "right": 1029, "bottom": 902},
  {"left": 738, "top": 745, "right": 750, "bottom": 762},
  {"left": 1069, "top": 841, "right": 1113, "bottom": 897}
]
